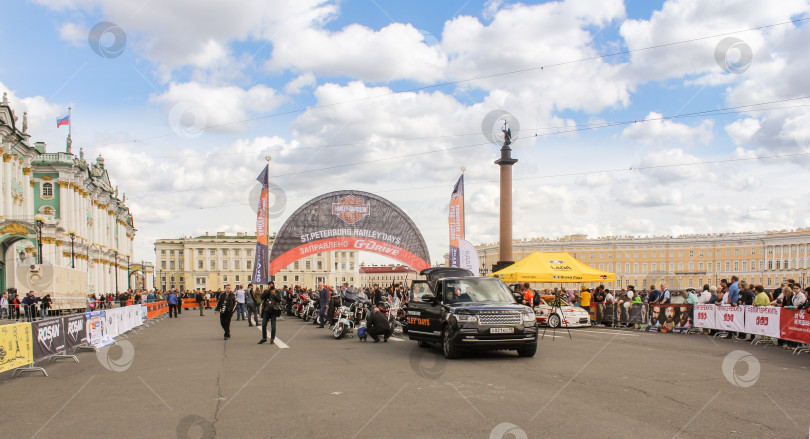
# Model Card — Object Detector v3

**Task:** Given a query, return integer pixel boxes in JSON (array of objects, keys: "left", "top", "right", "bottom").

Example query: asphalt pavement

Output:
[{"left": 1, "top": 311, "right": 808, "bottom": 439}]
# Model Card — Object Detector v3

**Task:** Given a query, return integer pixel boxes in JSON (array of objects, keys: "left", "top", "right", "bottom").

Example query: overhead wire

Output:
[
  {"left": 84, "top": 17, "right": 810, "bottom": 150},
  {"left": 127, "top": 96, "right": 810, "bottom": 200}
]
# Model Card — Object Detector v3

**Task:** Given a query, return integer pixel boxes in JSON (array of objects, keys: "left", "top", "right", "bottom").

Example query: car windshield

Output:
[
  {"left": 540, "top": 296, "right": 571, "bottom": 306},
  {"left": 411, "top": 282, "right": 430, "bottom": 301},
  {"left": 444, "top": 279, "right": 516, "bottom": 303}
]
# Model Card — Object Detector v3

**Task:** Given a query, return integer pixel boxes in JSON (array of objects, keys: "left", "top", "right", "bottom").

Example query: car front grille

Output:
[
  {"left": 478, "top": 313, "right": 522, "bottom": 325},
  {"left": 579, "top": 318, "right": 589, "bottom": 324}
]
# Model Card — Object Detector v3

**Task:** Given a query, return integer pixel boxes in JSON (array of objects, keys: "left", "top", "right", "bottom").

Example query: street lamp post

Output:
[
  {"left": 68, "top": 229, "right": 76, "bottom": 268},
  {"left": 34, "top": 214, "right": 45, "bottom": 264},
  {"left": 113, "top": 250, "right": 119, "bottom": 295},
  {"left": 127, "top": 255, "right": 131, "bottom": 290}
]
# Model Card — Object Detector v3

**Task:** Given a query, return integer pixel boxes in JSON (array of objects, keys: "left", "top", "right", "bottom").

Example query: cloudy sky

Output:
[{"left": 3, "top": 0, "right": 810, "bottom": 266}]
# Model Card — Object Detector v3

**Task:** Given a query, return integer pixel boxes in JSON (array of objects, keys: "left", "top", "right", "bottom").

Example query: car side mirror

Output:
[{"left": 421, "top": 293, "right": 435, "bottom": 303}]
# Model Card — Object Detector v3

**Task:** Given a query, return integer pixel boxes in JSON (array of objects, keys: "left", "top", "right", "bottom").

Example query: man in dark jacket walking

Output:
[
  {"left": 367, "top": 306, "right": 392, "bottom": 342},
  {"left": 195, "top": 291, "right": 205, "bottom": 316},
  {"left": 318, "top": 283, "right": 329, "bottom": 328},
  {"left": 245, "top": 284, "right": 260, "bottom": 327},
  {"left": 215, "top": 285, "right": 236, "bottom": 340},
  {"left": 258, "top": 286, "right": 281, "bottom": 344}
]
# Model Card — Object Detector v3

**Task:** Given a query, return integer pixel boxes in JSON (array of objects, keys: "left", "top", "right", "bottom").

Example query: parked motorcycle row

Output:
[{"left": 281, "top": 286, "right": 407, "bottom": 340}]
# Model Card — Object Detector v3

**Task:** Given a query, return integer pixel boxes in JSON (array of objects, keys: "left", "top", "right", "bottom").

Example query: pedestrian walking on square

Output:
[
  {"left": 245, "top": 284, "right": 260, "bottom": 327},
  {"left": 195, "top": 290, "right": 205, "bottom": 316},
  {"left": 317, "top": 282, "right": 329, "bottom": 328},
  {"left": 216, "top": 285, "right": 236, "bottom": 340},
  {"left": 234, "top": 285, "right": 246, "bottom": 321},
  {"left": 258, "top": 285, "right": 281, "bottom": 345},
  {"left": 167, "top": 290, "right": 179, "bottom": 318}
]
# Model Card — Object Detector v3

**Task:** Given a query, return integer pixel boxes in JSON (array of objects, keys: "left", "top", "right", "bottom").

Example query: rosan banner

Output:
[
  {"left": 0, "top": 323, "right": 34, "bottom": 373},
  {"left": 63, "top": 314, "right": 87, "bottom": 350},
  {"left": 32, "top": 318, "right": 66, "bottom": 362},
  {"left": 268, "top": 190, "right": 431, "bottom": 274}
]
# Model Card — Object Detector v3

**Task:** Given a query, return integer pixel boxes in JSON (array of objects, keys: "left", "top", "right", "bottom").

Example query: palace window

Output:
[
  {"left": 198, "top": 261, "right": 203, "bottom": 269},
  {"left": 305, "top": 261, "right": 311, "bottom": 270},
  {"left": 234, "top": 260, "right": 239, "bottom": 270},
  {"left": 210, "top": 261, "right": 215, "bottom": 269},
  {"left": 161, "top": 261, "right": 166, "bottom": 269},
  {"left": 210, "top": 249, "right": 216, "bottom": 256},
  {"left": 294, "top": 261, "right": 299, "bottom": 270},
  {"left": 41, "top": 182, "right": 54, "bottom": 199},
  {"left": 246, "top": 261, "right": 252, "bottom": 270},
  {"left": 234, "top": 249, "right": 240, "bottom": 256},
  {"left": 197, "top": 249, "right": 203, "bottom": 256},
  {"left": 170, "top": 250, "right": 174, "bottom": 256}
]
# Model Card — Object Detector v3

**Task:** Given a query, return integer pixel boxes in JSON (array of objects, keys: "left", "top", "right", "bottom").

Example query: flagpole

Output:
[{"left": 68, "top": 107, "right": 72, "bottom": 137}]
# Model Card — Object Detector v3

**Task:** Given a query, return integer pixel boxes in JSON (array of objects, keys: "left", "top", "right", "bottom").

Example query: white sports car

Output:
[{"left": 534, "top": 295, "right": 590, "bottom": 328}]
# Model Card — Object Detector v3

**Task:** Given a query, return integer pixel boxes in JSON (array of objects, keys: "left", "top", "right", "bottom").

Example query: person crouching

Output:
[{"left": 367, "top": 306, "right": 392, "bottom": 343}]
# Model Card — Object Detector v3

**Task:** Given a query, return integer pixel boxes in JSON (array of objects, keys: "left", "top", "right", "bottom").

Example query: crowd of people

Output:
[
  {"left": 512, "top": 275, "right": 810, "bottom": 347},
  {"left": 0, "top": 288, "right": 53, "bottom": 321}
]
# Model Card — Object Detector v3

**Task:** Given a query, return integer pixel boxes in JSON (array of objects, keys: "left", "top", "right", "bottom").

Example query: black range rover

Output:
[{"left": 405, "top": 267, "right": 537, "bottom": 359}]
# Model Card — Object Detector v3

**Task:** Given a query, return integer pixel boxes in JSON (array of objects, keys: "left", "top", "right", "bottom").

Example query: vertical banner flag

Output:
[
  {"left": 448, "top": 175, "right": 465, "bottom": 268},
  {"left": 252, "top": 165, "right": 269, "bottom": 284},
  {"left": 458, "top": 239, "right": 480, "bottom": 276}
]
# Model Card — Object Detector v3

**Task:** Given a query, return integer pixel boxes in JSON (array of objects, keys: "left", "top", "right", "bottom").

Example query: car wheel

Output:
[
  {"left": 517, "top": 343, "right": 537, "bottom": 357},
  {"left": 417, "top": 340, "right": 429, "bottom": 348},
  {"left": 548, "top": 314, "right": 561, "bottom": 328},
  {"left": 442, "top": 327, "right": 460, "bottom": 359}
]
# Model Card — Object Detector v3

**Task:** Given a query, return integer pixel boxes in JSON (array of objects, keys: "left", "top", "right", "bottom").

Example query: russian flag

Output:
[{"left": 56, "top": 114, "right": 70, "bottom": 128}]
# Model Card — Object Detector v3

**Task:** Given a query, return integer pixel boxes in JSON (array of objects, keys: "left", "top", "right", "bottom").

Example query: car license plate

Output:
[{"left": 490, "top": 327, "right": 514, "bottom": 334}]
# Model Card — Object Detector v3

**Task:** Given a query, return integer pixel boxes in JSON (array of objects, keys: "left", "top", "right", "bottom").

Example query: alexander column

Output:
[{"left": 493, "top": 121, "right": 517, "bottom": 274}]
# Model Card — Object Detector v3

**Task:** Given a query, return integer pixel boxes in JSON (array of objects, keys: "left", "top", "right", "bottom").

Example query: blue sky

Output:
[{"left": 2, "top": 0, "right": 809, "bottom": 265}]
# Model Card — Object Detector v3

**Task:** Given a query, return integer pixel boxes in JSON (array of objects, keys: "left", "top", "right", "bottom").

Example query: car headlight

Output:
[
  {"left": 522, "top": 312, "right": 535, "bottom": 322},
  {"left": 455, "top": 314, "right": 477, "bottom": 323}
]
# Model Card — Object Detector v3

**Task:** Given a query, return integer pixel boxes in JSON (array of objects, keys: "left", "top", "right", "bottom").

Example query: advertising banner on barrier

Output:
[
  {"left": 0, "top": 323, "right": 34, "bottom": 373},
  {"left": 743, "top": 306, "right": 781, "bottom": 338},
  {"left": 105, "top": 308, "right": 120, "bottom": 339},
  {"left": 140, "top": 304, "right": 147, "bottom": 322},
  {"left": 693, "top": 304, "right": 716, "bottom": 330},
  {"left": 779, "top": 308, "right": 810, "bottom": 344},
  {"left": 32, "top": 318, "right": 66, "bottom": 362},
  {"left": 86, "top": 311, "right": 111, "bottom": 347},
  {"left": 646, "top": 304, "right": 693, "bottom": 333},
  {"left": 715, "top": 305, "right": 745, "bottom": 332},
  {"left": 63, "top": 314, "right": 87, "bottom": 350}
]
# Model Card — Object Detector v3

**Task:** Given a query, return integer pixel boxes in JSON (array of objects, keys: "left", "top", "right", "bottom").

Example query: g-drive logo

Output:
[{"left": 37, "top": 322, "right": 60, "bottom": 348}]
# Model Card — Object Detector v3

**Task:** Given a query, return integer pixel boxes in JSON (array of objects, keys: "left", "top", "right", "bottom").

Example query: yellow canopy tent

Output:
[{"left": 490, "top": 251, "right": 616, "bottom": 283}]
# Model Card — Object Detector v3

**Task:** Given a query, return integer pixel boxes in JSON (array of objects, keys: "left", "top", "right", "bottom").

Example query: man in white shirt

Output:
[{"left": 235, "top": 285, "right": 246, "bottom": 321}]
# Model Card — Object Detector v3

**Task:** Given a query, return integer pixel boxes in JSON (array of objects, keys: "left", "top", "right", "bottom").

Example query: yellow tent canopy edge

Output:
[{"left": 489, "top": 251, "right": 616, "bottom": 283}]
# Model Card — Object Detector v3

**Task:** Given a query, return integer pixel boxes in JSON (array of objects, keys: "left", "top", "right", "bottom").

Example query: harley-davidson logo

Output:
[{"left": 332, "top": 195, "right": 370, "bottom": 224}]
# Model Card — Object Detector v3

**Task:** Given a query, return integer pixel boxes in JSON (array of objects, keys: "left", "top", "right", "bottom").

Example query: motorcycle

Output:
[{"left": 332, "top": 292, "right": 370, "bottom": 340}]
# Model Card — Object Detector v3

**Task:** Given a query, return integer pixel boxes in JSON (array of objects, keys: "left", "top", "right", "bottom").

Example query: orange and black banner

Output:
[
  {"left": 448, "top": 174, "right": 464, "bottom": 268},
  {"left": 252, "top": 164, "right": 270, "bottom": 284}
]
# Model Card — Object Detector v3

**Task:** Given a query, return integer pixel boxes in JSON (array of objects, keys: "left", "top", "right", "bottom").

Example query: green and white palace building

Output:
[{"left": 0, "top": 92, "right": 153, "bottom": 306}]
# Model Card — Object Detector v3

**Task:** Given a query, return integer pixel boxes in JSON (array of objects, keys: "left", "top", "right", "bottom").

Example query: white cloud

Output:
[
  {"left": 149, "top": 82, "right": 284, "bottom": 133},
  {"left": 284, "top": 72, "right": 316, "bottom": 95},
  {"left": 622, "top": 112, "right": 714, "bottom": 147},
  {"left": 266, "top": 22, "right": 448, "bottom": 83},
  {"left": 58, "top": 22, "right": 88, "bottom": 47}
]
